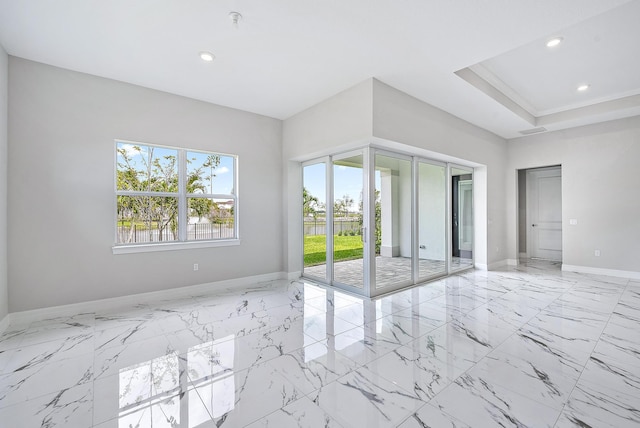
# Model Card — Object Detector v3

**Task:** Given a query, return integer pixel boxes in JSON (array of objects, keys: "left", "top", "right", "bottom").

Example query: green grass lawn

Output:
[{"left": 304, "top": 235, "right": 363, "bottom": 266}]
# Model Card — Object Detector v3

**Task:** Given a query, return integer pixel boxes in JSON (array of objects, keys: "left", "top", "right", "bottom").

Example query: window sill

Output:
[{"left": 112, "top": 239, "right": 240, "bottom": 254}]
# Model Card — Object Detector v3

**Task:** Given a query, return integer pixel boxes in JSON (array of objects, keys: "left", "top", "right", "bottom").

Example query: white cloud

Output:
[
  {"left": 117, "top": 143, "right": 145, "bottom": 158},
  {"left": 217, "top": 166, "right": 230, "bottom": 174}
]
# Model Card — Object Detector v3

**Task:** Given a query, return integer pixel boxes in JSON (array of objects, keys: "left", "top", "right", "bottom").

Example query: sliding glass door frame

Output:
[{"left": 301, "top": 148, "right": 474, "bottom": 298}]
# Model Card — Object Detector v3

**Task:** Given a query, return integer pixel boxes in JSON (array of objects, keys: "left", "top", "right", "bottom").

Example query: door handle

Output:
[{"left": 532, "top": 224, "right": 537, "bottom": 227}]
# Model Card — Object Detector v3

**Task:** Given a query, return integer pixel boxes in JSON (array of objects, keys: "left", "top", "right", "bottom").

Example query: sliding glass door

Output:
[
  {"left": 417, "top": 161, "right": 447, "bottom": 281},
  {"left": 302, "top": 161, "right": 327, "bottom": 280},
  {"left": 332, "top": 152, "right": 365, "bottom": 290},
  {"left": 374, "top": 152, "right": 413, "bottom": 291},
  {"left": 301, "top": 148, "right": 474, "bottom": 297}
]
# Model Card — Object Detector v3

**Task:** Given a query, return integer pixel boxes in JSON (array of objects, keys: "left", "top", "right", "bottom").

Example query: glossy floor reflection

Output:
[
  {"left": 304, "top": 256, "right": 473, "bottom": 288},
  {"left": 0, "top": 260, "right": 639, "bottom": 427}
]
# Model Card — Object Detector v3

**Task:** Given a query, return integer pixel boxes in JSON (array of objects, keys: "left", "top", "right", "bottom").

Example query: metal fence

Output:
[
  {"left": 304, "top": 220, "right": 360, "bottom": 236},
  {"left": 117, "top": 222, "right": 235, "bottom": 244},
  {"left": 188, "top": 222, "right": 235, "bottom": 240},
  {"left": 117, "top": 225, "right": 176, "bottom": 243}
]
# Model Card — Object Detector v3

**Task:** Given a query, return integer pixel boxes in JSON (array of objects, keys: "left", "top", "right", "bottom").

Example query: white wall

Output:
[
  {"left": 506, "top": 116, "right": 640, "bottom": 274},
  {"left": 283, "top": 79, "right": 374, "bottom": 161},
  {"left": 8, "top": 58, "right": 283, "bottom": 312},
  {"left": 371, "top": 80, "right": 508, "bottom": 268},
  {"left": 0, "top": 46, "right": 8, "bottom": 322}
]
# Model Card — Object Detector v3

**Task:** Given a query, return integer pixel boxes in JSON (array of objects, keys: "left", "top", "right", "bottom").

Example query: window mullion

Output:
[
  {"left": 178, "top": 149, "right": 187, "bottom": 241},
  {"left": 186, "top": 193, "right": 234, "bottom": 199},
  {"left": 116, "top": 191, "right": 178, "bottom": 197}
]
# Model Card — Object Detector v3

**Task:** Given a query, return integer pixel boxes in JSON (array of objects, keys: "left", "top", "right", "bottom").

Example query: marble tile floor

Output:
[{"left": 0, "top": 260, "right": 639, "bottom": 427}]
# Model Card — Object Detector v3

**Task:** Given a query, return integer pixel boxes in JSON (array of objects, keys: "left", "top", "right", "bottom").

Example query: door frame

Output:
[
  {"left": 526, "top": 165, "right": 562, "bottom": 261},
  {"left": 517, "top": 165, "right": 563, "bottom": 263}
]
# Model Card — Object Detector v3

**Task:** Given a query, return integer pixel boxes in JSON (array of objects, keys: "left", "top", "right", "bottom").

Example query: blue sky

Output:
[
  {"left": 304, "top": 162, "right": 380, "bottom": 211},
  {"left": 187, "top": 151, "right": 234, "bottom": 194}
]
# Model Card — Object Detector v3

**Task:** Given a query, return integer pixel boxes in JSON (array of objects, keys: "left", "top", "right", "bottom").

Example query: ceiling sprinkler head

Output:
[{"left": 229, "top": 11, "right": 242, "bottom": 29}]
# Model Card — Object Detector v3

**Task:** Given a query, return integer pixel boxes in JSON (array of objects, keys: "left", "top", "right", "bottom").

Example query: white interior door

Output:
[{"left": 527, "top": 167, "right": 562, "bottom": 261}]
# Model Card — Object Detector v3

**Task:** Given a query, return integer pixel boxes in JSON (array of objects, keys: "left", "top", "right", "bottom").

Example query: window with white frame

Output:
[{"left": 115, "top": 140, "right": 237, "bottom": 246}]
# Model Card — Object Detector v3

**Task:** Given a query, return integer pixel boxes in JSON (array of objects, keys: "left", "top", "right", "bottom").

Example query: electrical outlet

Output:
[
  {"left": 193, "top": 263, "right": 199, "bottom": 271},
  {"left": 594, "top": 250, "right": 600, "bottom": 257}
]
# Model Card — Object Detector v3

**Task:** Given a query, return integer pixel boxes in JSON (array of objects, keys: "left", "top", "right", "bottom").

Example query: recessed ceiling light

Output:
[
  {"left": 577, "top": 84, "right": 590, "bottom": 92},
  {"left": 199, "top": 51, "right": 215, "bottom": 62},
  {"left": 546, "top": 37, "right": 563, "bottom": 48}
]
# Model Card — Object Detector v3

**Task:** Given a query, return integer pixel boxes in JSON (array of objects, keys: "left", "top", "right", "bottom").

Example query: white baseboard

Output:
[
  {"left": 562, "top": 264, "right": 640, "bottom": 280},
  {"left": 519, "top": 252, "right": 528, "bottom": 259},
  {"left": 476, "top": 259, "right": 509, "bottom": 271},
  {"left": 287, "top": 271, "right": 302, "bottom": 281},
  {"left": 0, "top": 314, "right": 9, "bottom": 335},
  {"left": 490, "top": 259, "right": 508, "bottom": 270},
  {"left": 220, "top": 272, "right": 289, "bottom": 291},
  {"left": 9, "top": 271, "right": 289, "bottom": 326},
  {"left": 507, "top": 259, "right": 519, "bottom": 266}
]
